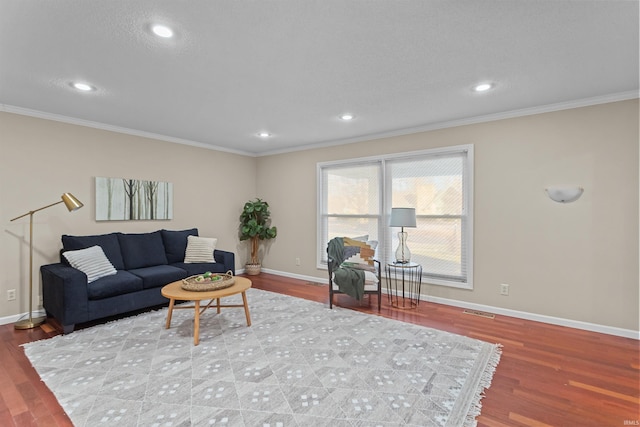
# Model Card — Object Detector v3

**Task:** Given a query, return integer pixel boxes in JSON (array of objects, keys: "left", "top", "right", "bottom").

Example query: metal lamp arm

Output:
[
  {"left": 10, "top": 200, "right": 64, "bottom": 222},
  {"left": 9, "top": 193, "right": 82, "bottom": 329}
]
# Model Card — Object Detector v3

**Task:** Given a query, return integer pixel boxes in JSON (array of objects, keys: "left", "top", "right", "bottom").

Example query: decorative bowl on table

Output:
[{"left": 181, "top": 270, "right": 235, "bottom": 291}]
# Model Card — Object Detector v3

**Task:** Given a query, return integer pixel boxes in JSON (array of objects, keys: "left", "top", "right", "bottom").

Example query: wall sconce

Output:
[{"left": 545, "top": 186, "right": 584, "bottom": 203}]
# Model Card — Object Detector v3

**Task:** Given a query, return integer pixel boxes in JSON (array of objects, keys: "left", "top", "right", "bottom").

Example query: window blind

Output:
[{"left": 318, "top": 145, "right": 473, "bottom": 289}]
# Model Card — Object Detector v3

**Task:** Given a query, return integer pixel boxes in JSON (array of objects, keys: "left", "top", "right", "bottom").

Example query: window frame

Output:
[
  {"left": 317, "top": 144, "right": 474, "bottom": 290},
  {"left": 316, "top": 156, "right": 384, "bottom": 266}
]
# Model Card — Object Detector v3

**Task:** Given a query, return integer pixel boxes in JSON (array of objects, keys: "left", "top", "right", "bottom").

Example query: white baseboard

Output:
[
  {"left": 260, "top": 268, "right": 327, "bottom": 284},
  {"left": 261, "top": 268, "right": 640, "bottom": 340},
  {"left": 7, "top": 269, "right": 635, "bottom": 340},
  {"left": 0, "top": 309, "right": 47, "bottom": 326},
  {"left": 422, "top": 295, "right": 639, "bottom": 340}
]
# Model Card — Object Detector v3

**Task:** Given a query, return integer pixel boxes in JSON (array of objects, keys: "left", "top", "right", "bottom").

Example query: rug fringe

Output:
[
  {"left": 464, "top": 343, "right": 503, "bottom": 427},
  {"left": 22, "top": 289, "right": 504, "bottom": 426}
]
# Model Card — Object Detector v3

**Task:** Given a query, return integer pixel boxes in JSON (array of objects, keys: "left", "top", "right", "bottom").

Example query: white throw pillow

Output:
[
  {"left": 184, "top": 235, "right": 217, "bottom": 263},
  {"left": 63, "top": 245, "right": 117, "bottom": 283}
]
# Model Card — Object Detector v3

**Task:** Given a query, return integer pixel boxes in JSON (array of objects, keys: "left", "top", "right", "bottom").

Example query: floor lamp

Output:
[{"left": 10, "top": 193, "right": 83, "bottom": 329}]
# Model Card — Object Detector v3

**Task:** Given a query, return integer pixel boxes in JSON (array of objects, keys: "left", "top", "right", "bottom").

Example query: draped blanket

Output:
[{"left": 328, "top": 237, "right": 365, "bottom": 300}]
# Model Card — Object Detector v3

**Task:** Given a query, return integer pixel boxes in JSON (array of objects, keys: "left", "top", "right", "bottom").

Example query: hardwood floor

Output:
[{"left": 2, "top": 273, "right": 638, "bottom": 426}]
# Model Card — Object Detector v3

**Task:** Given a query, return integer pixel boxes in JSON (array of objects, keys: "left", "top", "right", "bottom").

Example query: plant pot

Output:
[{"left": 245, "top": 263, "right": 261, "bottom": 276}]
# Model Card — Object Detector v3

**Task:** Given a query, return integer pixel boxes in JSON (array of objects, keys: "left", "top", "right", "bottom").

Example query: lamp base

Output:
[
  {"left": 395, "top": 231, "right": 411, "bottom": 264},
  {"left": 14, "top": 316, "right": 46, "bottom": 330}
]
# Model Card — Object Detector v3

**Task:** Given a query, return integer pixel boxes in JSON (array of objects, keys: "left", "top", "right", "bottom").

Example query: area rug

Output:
[{"left": 23, "top": 288, "right": 501, "bottom": 426}]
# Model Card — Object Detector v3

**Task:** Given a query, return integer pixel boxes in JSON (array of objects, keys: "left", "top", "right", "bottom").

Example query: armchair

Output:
[{"left": 327, "top": 237, "right": 382, "bottom": 310}]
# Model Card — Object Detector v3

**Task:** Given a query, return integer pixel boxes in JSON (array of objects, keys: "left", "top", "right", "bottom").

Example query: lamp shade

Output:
[
  {"left": 61, "top": 193, "right": 84, "bottom": 211},
  {"left": 389, "top": 208, "right": 416, "bottom": 228}
]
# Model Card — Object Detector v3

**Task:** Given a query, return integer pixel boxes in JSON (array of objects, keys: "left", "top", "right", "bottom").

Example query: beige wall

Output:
[
  {"left": 1, "top": 112, "right": 257, "bottom": 319},
  {"left": 257, "top": 100, "right": 639, "bottom": 331},
  {"left": 2, "top": 100, "right": 638, "bottom": 332}
]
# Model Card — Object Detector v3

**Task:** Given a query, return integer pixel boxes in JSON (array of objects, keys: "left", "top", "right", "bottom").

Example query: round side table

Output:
[{"left": 385, "top": 262, "right": 422, "bottom": 309}]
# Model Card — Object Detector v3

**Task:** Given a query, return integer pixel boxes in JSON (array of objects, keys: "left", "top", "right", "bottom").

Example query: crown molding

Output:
[
  {"left": 258, "top": 91, "right": 640, "bottom": 156},
  {"left": 3, "top": 90, "right": 637, "bottom": 158},
  {"left": 0, "top": 104, "right": 256, "bottom": 157}
]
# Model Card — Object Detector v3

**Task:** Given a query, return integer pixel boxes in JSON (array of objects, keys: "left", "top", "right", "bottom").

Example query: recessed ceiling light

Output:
[
  {"left": 257, "top": 132, "right": 271, "bottom": 138},
  {"left": 71, "top": 82, "right": 95, "bottom": 92},
  {"left": 339, "top": 113, "right": 355, "bottom": 121},
  {"left": 152, "top": 24, "right": 174, "bottom": 38},
  {"left": 473, "top": 83, "right": 494, "bottom": 92}
]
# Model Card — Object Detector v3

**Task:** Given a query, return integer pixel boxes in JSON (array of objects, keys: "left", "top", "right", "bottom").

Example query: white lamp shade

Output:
[
  {"left": 389, "top": 208, "right": 416, "bottom": 227},
  {"left": 545, "top": 186, "right": 584, "bottom": 203}
]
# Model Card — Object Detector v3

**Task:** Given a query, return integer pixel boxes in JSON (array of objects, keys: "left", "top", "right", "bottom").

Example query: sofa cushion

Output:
[
  {"left": 87, "top": 271, "right": 143, "bottom": 300},
  {"left": 170, "top": 262, "right": 228, "bottom": 276},
  {"left": 161, "top": 228, "right": 199, "bottom": 264},
  {"left": 62, "top": 245, "right": 117, "bottom": 283},
  {"left": 128, "top": 265, "right": 187, "bottom": 289},
  {"left": 62, "top": 233, "right": 125, "bottom": 270},
  {"left": 184, "top": 235, "right": 217, "bottom": 263},
  {"left": 118, "top": 231, "right": 168, "bottom": 269}
]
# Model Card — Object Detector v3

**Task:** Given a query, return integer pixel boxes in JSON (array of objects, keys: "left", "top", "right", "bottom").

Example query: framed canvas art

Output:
[{"left": 96, "top": 177, "right": 173, "bottom": 221}]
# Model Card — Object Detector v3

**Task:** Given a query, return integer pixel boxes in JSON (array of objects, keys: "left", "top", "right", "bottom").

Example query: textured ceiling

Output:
[{"left": 1, "top": 0, "right": 638, "bottom": 156}]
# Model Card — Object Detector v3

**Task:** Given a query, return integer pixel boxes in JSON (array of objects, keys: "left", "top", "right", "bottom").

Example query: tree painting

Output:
[
  {"left": 144, "top": 180, "right": 159, "bottom": 219},
  {"left": 96, "top": 177, "right": 173, "bottom": 221},
  {"left": 122, "top": 179, "right": 138, "bottom": 220}
]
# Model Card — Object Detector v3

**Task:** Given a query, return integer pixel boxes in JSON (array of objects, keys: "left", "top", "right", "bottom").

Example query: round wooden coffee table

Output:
[{"left": 161, "top": 276, "right": 252, "bottom": 345}]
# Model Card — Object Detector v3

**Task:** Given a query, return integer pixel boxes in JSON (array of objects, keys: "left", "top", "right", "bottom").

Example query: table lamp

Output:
[
  {"left": 389, "top": 207, "right": 416, "bottom": 263},
  {"left": 10, "top": 193, "right": 83, "bottom": 329}
]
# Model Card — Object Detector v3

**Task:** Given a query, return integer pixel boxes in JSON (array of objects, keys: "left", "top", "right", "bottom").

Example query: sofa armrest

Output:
[
  {"left": 41, "top": 263, "right": 90, "bottom": 330},
  {"left": 213, "top": 250, "right": 235, "bottom": 275}
]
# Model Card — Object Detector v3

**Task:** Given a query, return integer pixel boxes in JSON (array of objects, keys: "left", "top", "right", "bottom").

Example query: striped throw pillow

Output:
[
  {"left": 63, "top": 245, "right": 117, "bottom": 283},
  {"left": 184, "top": 235, "right": 217, "bottom": 263}
]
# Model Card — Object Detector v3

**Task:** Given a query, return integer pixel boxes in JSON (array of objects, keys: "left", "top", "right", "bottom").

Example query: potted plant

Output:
[{"left": 239, "top": 198, "right": 277, "bottom": 275}]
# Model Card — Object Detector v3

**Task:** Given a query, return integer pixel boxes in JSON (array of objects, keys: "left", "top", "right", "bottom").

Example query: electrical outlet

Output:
[
  {"left": 500, "top": 284, "right": 509, "bottom": 296},
  {"left": 295, "top": 257, "right": 301, "bottom": 266},
  {"left": 7, "top": 289, "right": 16, "bottom": 301}
]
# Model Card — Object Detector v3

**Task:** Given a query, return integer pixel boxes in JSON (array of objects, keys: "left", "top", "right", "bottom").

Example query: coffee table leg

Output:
[
  {"left": 194, "top": 300, "right": 200, "bottom": 346},
  {"left": 216, "top": 298, "right": 221, "bottom": 314},
  {"left": 241, "top": 291, "right": 252, "bottom": 326},
  {"left": 165, "top": 298, "right": 175, "bottom": 329}
]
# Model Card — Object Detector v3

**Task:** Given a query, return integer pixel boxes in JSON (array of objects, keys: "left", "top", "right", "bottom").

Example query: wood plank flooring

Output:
[{"left": 1, "top": 273, "right": 638, "bottom": 426}]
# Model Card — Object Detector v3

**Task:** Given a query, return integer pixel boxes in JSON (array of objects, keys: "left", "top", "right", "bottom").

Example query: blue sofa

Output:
[{"left": 41, "top": 228, "right": 235, "bottom": 333}]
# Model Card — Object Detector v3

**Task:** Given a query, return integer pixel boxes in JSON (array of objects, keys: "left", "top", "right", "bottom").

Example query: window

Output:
[{"left": 318, "top": 145, "right": 473, "bottom": 289}]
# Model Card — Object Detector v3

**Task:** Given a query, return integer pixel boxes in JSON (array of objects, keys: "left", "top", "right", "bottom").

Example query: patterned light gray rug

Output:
[{"left": 23, "top": 288, "right": 501, "bottom": 426}]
